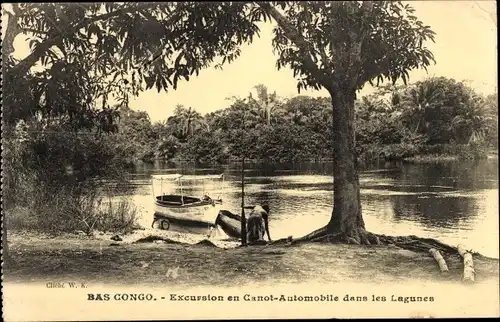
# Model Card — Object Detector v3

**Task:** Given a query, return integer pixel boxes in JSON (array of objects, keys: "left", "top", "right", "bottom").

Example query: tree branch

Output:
[
  {"left": 2, "top": 7, "right": 23, "bottom": 61},
  {"left": 11, "top": 3, "right": 22, "bottom": 15},
  {"left": 8, "top": 3, "right": 154, "bottom": 78},
  {"left": 349, "top": 1, "right": 373, "bottom": 89},
  {"left": 256, "top": 2, "right": 333, "bottom": 90},
  {"left": 21, "top": 27, "right": 50, "bottom": 35}
]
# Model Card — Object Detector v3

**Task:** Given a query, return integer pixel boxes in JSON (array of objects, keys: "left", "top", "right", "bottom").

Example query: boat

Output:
[
  {"left": 151, "top": 174, "right": 224, "bottom": 235},
  {"left": 215, "top": 210, "right": 242, "bottom": 238},
  {"left": 215, "top": 209, "right": 268, "bottom": 245}
]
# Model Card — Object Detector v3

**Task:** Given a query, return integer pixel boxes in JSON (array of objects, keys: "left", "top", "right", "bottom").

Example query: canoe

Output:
[
  {"left": 215, "top": 210, "right": 242, "bottom": 238},
  {"left": 215, "top": 210, "right": 268, "bottom": 245}
]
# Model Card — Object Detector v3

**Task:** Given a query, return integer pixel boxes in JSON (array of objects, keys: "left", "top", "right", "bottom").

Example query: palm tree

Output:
[
  {"left": 356, "top": 95, "right": 391, "bottom": 118},
  {"left": 399, "top": 79, "right": 444, "bottom": 134},
  {"left": 168, "top": 105, "right": 207, "bottom": 141},
  {"left": 247, "top": 84, "right": 281, "bottom": 126},
  {"left": 451, "top": 94, "right": 495, "bottom": 144}
]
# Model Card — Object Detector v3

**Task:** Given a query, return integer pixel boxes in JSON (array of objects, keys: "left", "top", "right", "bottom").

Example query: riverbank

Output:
[
  {"left": 359, "top": 145, "right": 497, "bottom": 164},
  {"left": 403, "top": 151, "right": 498, "bottom": 163},
  {"left": 132, "top": 147, "right": 499, "bottom": 166},
  {"left": 4, "top": 230, "right": 499, "bottom": 319},
  {"left": 4, "top": 230, "right": 499, "bottom": 287}
]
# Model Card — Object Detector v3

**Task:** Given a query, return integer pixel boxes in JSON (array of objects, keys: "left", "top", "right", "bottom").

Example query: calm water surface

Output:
[{"left": 122, "top": 158, "right": 499, "bottom": 258}]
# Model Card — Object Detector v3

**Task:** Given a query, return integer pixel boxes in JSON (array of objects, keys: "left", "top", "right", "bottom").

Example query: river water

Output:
[{"left": 121, "top": 158, "right": 499, "bottom": 258}]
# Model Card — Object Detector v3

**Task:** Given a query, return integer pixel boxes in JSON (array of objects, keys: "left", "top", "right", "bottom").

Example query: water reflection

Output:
[
  {"left": 391, "top": 195, "right": 477, "bottom": 228},
  {"left": 125, "top": 158, "right": 498, "bottom": 258}
]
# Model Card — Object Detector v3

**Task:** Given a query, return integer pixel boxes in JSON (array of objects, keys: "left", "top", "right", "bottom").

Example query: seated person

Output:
[{"left": 246, "top": 203, "right": 271, "bottom": 243}]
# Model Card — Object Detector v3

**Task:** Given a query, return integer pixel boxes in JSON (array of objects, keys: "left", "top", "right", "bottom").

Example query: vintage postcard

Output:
[{"left": 2, "top": 1, "right": 498, "bottom": 320}]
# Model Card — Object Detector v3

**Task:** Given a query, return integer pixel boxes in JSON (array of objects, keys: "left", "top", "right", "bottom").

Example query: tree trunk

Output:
[
  {"left": 240, "top": 158, "right": 247, "bottom": 246},
  {"left": 326, "top": 88, "right": 366, "bottom": 243}
]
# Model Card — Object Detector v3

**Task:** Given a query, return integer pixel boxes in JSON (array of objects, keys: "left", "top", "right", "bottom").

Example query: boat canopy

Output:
[{"left": 151, "top": 174, "right": 224, "bottom": 182}]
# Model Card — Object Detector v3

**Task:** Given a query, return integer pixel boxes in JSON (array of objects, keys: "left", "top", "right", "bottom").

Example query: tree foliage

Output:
[
  {"left": 3, "top": 2, "right": 268, "bottom": 129},
  {"left": 107, "top": 78, "right": 496, "bottom": 165},
  {"left": 397, "top": 77, "right": 473, "bottom": 144},
  {"left": 267, "top": 1, "right": 436, "bottom": 93}
]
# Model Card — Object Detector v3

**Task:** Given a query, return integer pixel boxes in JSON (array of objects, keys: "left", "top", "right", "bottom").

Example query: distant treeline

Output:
[{"left": 104, "top": 77, "right": 498, "bottom": 164}]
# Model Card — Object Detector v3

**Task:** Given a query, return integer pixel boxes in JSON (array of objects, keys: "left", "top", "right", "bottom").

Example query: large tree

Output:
[
  {"left": 257, "top": 1, "right": 436, "bottom": 244},
  {"left": 3, "top": 2, "right": 436, "bottom": 248},
  {"left": 1, "top": 2, "right": 268, "bottom": 261}
]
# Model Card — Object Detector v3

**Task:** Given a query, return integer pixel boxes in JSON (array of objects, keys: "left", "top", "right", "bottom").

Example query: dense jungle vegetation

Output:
[{"left": 96, "top": 79, "right": 498, "bottom": 165}]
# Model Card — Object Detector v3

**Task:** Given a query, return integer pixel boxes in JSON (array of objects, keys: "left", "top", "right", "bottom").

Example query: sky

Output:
[
  {"left": 3, "top": 1, "right": 497, "bottom": 123},
  {"left": 128, "top": 1, "right": 497, "bottom": 122}
]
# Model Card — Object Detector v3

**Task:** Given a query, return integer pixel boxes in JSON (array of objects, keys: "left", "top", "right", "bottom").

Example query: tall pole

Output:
[
  {"left": 240, "top": 157, "right": 247, "bottom": 246},
  {"left": 240, "top": 98, "right": 248, "bottom": 247}
]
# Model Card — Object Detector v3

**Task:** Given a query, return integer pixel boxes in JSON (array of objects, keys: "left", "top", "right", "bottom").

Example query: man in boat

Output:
[{"left": 246, "top": 203, "right": 271, "bottom": 244}]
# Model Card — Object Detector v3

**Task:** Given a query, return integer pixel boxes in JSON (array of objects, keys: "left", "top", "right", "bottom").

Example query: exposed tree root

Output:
[
  {"left": 271, "top": 226, "right": 465, "bottom": 257},
  {"left": 293, "top": 226, "right": 381, "bottom": 246},
  {"left": 294, "top": 226, "right": 328, "bottom": 243},
  {"left": 311, "top": 233, "right": 343, "bottom": 243},
  {"left": 133, "top": 235, "right": 182, "bottom": 244},
  {"left": 376, "top": 234, "right": 460, "bottom": 255}
]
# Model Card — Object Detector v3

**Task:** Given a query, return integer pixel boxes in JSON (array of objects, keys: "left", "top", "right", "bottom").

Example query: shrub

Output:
[
  {"left": 3, "top": 123, "right": 139, "bottom": 235},
  {"left": 456, "top": 142, "right": 488, "bottom": 160},
  {"left": 5, "top": 185, "right": 140, "bottom": 235},
  {"left": 418, "top": 143, "right": 488, "bottom": 160}
]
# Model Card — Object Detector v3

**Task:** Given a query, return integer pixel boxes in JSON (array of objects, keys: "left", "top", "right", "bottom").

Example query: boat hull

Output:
[
  {"left": 215, "top": 210, "right": 242, "bottom": 238},
  {"left": 153, "top": 202, "right": 221, "bottom": 235}
]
